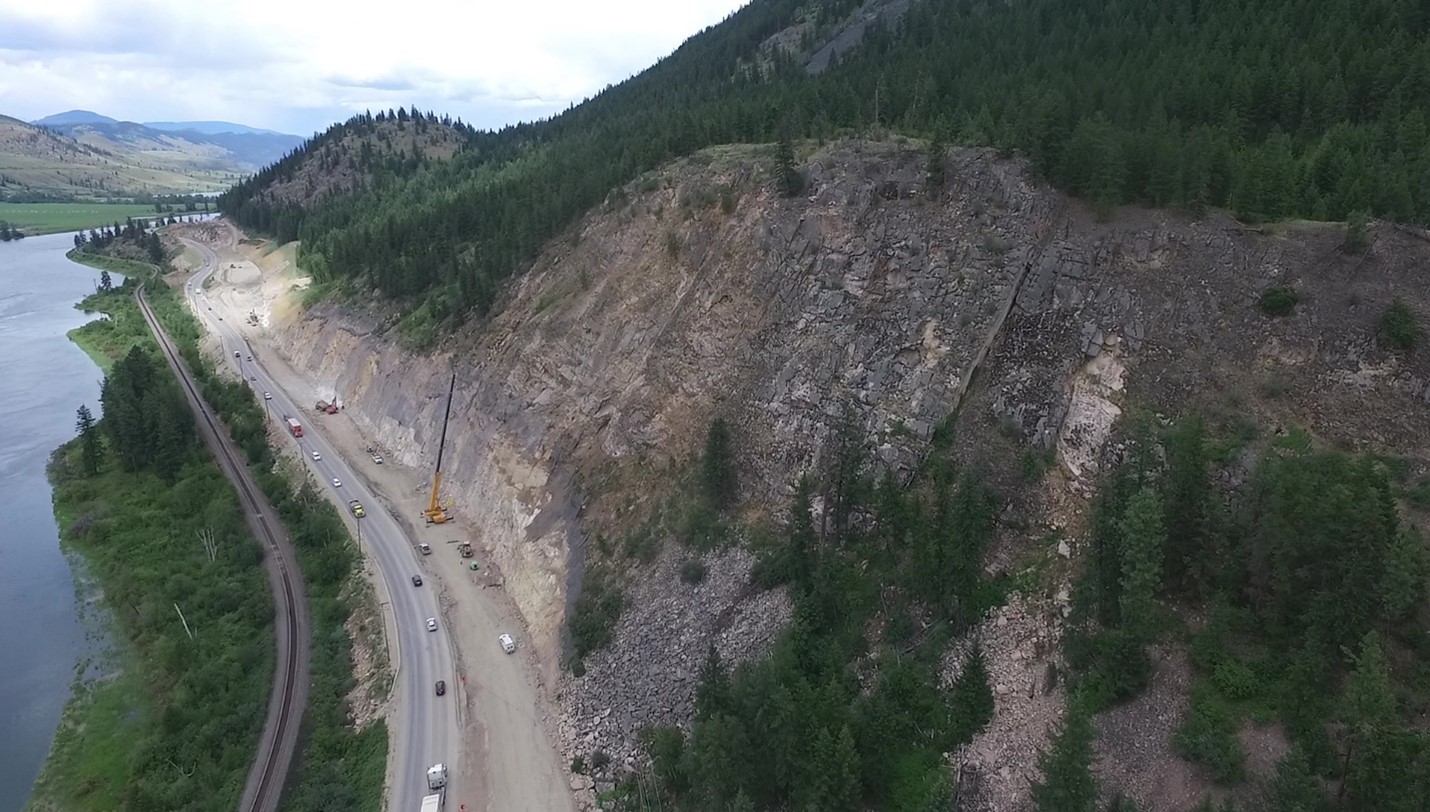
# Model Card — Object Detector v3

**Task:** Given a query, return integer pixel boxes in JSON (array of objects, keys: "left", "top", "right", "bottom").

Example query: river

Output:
[{"left": 0, "top": 233, "right": 114, "bottom": 812}]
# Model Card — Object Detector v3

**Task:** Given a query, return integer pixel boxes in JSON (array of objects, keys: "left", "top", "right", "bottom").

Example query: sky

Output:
[{"left": 0, "top": 0, "right": 751, "bottom": 136}]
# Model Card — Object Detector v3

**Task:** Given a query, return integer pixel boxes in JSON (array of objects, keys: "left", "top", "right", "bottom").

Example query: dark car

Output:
[
  {"left": 435, "top": 680, "right": 446, "bottom": 696},
  {"left": 412, "top": 575, "right": 423, "bottom": 587}
]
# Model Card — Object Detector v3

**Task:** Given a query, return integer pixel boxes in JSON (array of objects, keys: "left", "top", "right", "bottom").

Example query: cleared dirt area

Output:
[{"left": 176, "top": 221, "right": 575, "bottom": 812}]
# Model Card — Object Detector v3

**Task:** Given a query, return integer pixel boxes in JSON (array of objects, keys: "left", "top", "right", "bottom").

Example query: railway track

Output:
[{"left": 134, "top": 285, "right": 310, "bottom": 812}]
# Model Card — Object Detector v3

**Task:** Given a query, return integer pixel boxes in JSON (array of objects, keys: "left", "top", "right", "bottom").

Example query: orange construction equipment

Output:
[{"left": 423, "top": 372, "right": 456, "bottom": 525}]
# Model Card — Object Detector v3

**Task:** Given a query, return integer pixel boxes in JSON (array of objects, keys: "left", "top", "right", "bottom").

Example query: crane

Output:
[{"left": 423, "top": 371, "right": 457, "bottom": 525}]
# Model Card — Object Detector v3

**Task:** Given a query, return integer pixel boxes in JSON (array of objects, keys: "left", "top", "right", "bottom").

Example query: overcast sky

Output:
[{"left": 0, "top": 0, "right": 751, "bottom": 136}]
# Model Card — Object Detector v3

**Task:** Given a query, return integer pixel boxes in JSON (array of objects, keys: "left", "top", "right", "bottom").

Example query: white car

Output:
[
  {"left": 332, "top": 478, "right": 342, "bottom": 488},
  {"left": 426, "top": 618, "right": 438, "bottom": 632},
  {"left": 263, "top": 392, "right": 272, "bottom": 400},
  {"left": 311, "top": 451, "right": 322, "bottom": 461},
  {"left": 498, "top": 633, "right": 516, "bottom": 654},
  {"left": 372, "top": 455, "right": 384, "bottom": 464}
]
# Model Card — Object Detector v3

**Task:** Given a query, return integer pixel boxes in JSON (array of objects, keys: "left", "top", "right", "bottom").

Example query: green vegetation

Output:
[
  {"left": 224, "top": 0, "right": 1430, "bottom": 329},
  {"left": 0, "top": 202, "right": 162, "bottom": 235},
  {"left": 1060, "top": 415, "right": 1430, "bottom": 804},
  {"left": 46, "top": 236, "right": 385, "bottom": 811},
  {"left": 1258, "top": 285, "right": 1300, "bottom": 317},
  {"left": 1380, "top": 297, "right": 1421, "bottom": 349},
  {"left": 37, "top": 340, "right": 273, "bottom": 811},
  {"left": 600, "top": 412, "right": 1003, "bottom": 811}
]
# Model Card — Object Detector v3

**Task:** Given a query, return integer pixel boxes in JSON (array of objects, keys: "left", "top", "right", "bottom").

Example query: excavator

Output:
[{"left": 423, "top": 371, "right": 457, "bottom": 525}]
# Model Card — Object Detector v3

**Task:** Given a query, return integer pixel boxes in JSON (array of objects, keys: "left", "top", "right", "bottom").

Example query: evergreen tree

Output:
[
  {"left": 1267, "top": 746, "right": 1321, "bottom": 812},
  {"left": 950, "top": 644, "right": 995, "bottom": 744},
  {"left": 75, "top": 404, "right": 101, "bottom": 475},
  {"left": 1031, "top": 704, "right": 1097, "bottom": 812},
  {"left": 1162, "top": 415, "right": 1209, "bottom": 592},
  {"left": 99, "top": 269, "right": 112, "bottom": 292},
  {"left": 1381, "top": 527, "right": 1428, "bottom": 622},
  {"left": 1118, "top": 487, "right": 1166, "bottom": 640},
  {"left": 775, "top": 134, "right": 802, "bottom": 197},
  {"left": 926, "top": 125, "right": 948, "bottom": 192},
  {"left": 1340, "top": 631, "right": 1400, "bottom": 810},
  {"left": 696, "top": 644, "right": 731, "bottom": 721},
  {"left": 703, "top": 417, "right": 737, "bottom": 510}
]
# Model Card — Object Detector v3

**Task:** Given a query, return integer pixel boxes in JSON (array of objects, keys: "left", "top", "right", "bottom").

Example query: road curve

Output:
[
  {"left": 134, "top": 284, "right": 311, "bottom": 812},
  {"left": 180, "top": 228, "right": 463, "bottom": 811}
]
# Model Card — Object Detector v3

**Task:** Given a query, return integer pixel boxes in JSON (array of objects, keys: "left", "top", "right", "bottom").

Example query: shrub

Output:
[
  {"left": 570, "top": 568, "right": 626, "bottom": 657},
  {"left": 1258, "top": 285, "right": 1298, "bottom": 316},
  {"left": 591, "top": 750, "right": 612, "bottom": 771},
  {"left": 679, "top": 559, "right": 707, "bottom": 584},
  {"left": 1211, "top": 659, "right": 1260, "bottom": 701},
  {"left": 1174, "top": 684, "right": 1246, "bottom": 784},
  {"left": 1380, "top": 298, "right": 1420, "bottom": 350},
  {"left": 571, "top": 756, "right": 587, "bottom": 774}
]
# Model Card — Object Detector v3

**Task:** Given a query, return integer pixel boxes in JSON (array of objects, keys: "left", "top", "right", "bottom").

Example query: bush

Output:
[
  {"left": 570, "top": 568, "right": 626, "bottom": 657},
  {"left": 1380, "top": 297, "right": 1420, "bottom": 350},
  {"left": 1211, "top": 659, "right": 1260, "bottom": 701},
  {"left": 1258, "top": 285, "right": 1298, "bottom": 316},
  {"left": 591, "top": 750, "right": 612, "bottom": 771},
  {"left": 679, "top": 559, "right": 707, "bottom": 584},
  {"left": 1174, "top": 684, "right": 1246, "bottom": 784}
]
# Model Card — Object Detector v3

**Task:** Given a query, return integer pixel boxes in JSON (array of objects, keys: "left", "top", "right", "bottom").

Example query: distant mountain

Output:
[
  {"left": 28, "top": 111, "right": 305, "bottom": 174},
  {"left": 0, "top": 114, "right": 224, "bottom": 197},
  {"left": 31, "top": 109, "right": 118, "bottom": 127},
  {"left": 144, "top": 120, "right": 292, "bottom": 137}
]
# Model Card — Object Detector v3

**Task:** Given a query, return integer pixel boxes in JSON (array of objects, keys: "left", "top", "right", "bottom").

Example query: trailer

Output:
[
  {"left": 285, "top": 418, "right": 303, "bottom": 438},
  {"left": 419, "top": 793, "right": 442, "bottom": 812}
]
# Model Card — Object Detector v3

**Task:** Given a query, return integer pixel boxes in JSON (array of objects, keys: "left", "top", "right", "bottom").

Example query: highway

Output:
[{"left": 180, "top": 236, "right": 462, "bottom": 811}]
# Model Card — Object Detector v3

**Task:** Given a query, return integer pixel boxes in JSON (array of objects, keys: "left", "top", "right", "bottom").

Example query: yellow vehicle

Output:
[
  {"left": 424, "top": 372, "right": 456, "bottom": 525},
  {"left": 349, "top": 500, "right": 365, "bottom": 518}
]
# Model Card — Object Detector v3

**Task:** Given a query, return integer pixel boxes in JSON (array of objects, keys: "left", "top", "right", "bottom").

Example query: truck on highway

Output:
[
  {"left": 285, "top": 418, "right": 303, "bottom": 438},
  {"left": 419, "top": 763, "right": 447, "bottom": 810}
]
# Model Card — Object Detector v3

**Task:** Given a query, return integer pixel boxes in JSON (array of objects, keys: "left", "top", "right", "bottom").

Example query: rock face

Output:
[{"left": 262, "top": 138, "right": 1430, "bottom": 809}]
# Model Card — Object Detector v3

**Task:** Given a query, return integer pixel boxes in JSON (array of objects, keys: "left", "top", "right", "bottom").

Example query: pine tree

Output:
[
  {"left": 696, "top": 644, "right": 731, "bottom": 721},
  {"left": 1267, "top": 746, "right": 1321, "bottom": 812},
  {"left": 1381, "top": 527, "right": 1428, "bottom": 622},
  {"left": 75, "top": 404, "right": 100, "bottom": 475},
  {"left": 1031, "top": 704, "right": 1097, "bottom": 812},
  {"left": 702, "top": 418, "right": 737, "bottom": 510},
  {"left": 926, "top": 124, "right": 949, "bottom": 192},
  {"left": 775, "top": 135, "right": 803, "bottom": 197},
  {"left": 1162, "top": 416, "right": 1209, "bottom": 592},
  {"left": 1118, "top": 487, "right": 1166, "bottom": 639},
  {"left": 1340, "top": 631, "right": 1400, "bottom": 810},
  {"left": 99, "top": 269, "right": 112, "bottom": 292},
  {"left": 950, "top": 644, "right": 995, "bottom": 744}
]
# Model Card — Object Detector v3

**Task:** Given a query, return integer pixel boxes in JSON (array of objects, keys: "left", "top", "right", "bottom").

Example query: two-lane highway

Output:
[{"left": 180, "top": 237, "right": 462, "bottom": 811}]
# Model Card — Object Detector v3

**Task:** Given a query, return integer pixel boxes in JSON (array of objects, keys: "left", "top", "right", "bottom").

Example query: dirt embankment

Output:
[{"left": 182, "top": 135, "right": 1430, "bottom": 810}]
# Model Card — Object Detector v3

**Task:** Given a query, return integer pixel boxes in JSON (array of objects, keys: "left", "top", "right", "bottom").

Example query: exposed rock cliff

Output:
[{"left": 257, "top": 138, "right": 1430, "bottom": 810}]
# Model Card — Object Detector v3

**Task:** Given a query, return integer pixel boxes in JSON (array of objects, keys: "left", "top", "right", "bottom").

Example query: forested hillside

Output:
[{"left": 221, "top": 0, "right": 1430, "bottom": 325}]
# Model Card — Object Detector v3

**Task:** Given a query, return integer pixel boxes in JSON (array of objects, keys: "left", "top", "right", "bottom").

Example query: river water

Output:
[{"left": 0, "top": 233, "right": 113, "bottom": 812}]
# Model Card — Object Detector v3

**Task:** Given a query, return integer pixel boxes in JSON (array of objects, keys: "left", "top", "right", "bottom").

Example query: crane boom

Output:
[{"left": 423, "top": 371, "right": 457, "bottom": 524}]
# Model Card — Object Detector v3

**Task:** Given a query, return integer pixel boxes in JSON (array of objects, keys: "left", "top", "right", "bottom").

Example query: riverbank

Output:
[
  {"left": 26, "top": 282, "right": 276, "bottom": 811},
  {"left": 0, "top": 203, "right": 175, "bottom": 236},
  {"left": 28, "top": 239, "right": 386, "bottom": 812}
]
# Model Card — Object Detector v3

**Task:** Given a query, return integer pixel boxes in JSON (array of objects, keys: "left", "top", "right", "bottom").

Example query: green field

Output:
[{"left": 0, "top": 203, "right": 168, "bottom": 235}]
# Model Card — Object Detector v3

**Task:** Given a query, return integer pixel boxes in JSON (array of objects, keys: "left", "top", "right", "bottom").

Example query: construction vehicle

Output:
[
  {"left": 458, "top": 541, "right": 474, "bottom": 558},
  {"left": 423, "top": 372, "right": 457, "bottom": 525},
  {"left": 315, "top": 400, "right": 339, "bottom": 415},
  {"left": 285, "top": 417, "right": 303, "bottom": 438}
]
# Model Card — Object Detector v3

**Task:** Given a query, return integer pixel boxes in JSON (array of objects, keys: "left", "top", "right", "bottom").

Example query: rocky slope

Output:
[{"left": 252, "top": 138, "right": 1430, "bottom": 810}]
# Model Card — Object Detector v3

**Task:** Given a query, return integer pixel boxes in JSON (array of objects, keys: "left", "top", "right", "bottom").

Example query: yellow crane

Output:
[{"left": 423, "top": 371, "right": 457, "bottom": 525}]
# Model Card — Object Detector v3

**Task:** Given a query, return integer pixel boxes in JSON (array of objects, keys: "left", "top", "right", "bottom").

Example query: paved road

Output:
[
  {"left": 181, "top": 237, "right": 462, "bottom": 811},
  {"left": 133, "top": 286, "right": 310, "bottom": 812}
]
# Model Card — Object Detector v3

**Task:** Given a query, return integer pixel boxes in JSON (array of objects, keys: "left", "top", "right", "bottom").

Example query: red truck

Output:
[{"left": 285, "top": 418, "right": 303, "bottom": 437}]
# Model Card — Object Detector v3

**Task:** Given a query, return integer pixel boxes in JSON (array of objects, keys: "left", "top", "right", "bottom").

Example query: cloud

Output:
[{"left": 0, "top": 0, "right": 751, "bottom": 135}]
